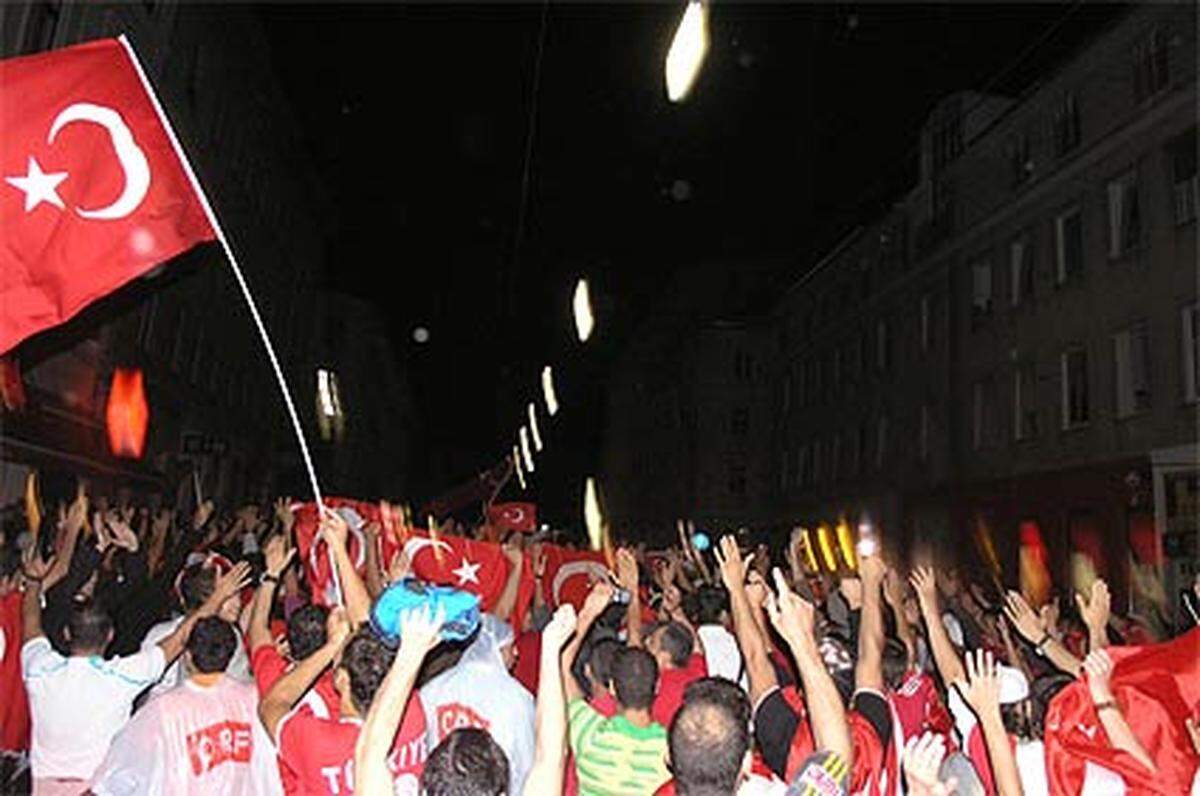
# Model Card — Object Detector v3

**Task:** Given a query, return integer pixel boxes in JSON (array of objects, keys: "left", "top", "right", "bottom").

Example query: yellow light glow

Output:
[
  {"left": 799, "top": 527, "right": 819, "bottom": 572},
  {"left": 665, "top": 1, "right": 710, "bottom": 103},
  {"left": 527, "top": 402, "right": 544, "bottom": 452},
  {"left": 513, "top": 446, "right": 527, "bottom": 491},
  {"left": 816, "top": 524, "right": 838, "bottom": 572},
  {"left": 584, "top": 477, "right": 605, "bottom": 552},
  {"left": 836, "top": 519, "right": 857, "bottom": 571},
  {"left": 573, "top": 278, "right": 594, "bottom": 342},
  {"left": 541, "top": 365, "right": 560, "bottom": 416},
  {"left": 519, "top": 426, "right": 535, "bottom": 473}
]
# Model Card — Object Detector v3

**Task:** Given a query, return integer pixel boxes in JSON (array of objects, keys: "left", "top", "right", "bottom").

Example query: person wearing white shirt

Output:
[{"left": 20, "top": 559, "right": 250, "bottom": 794}]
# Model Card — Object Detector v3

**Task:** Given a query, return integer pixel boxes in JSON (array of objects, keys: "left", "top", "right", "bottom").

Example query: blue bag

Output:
[{"left": 369, "top": 577, "right": 481, "bottom": 648}]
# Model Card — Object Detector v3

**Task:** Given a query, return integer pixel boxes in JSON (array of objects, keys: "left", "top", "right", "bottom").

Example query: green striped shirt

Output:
[{"left": 568, "top": 699, "right": 670, "bottom": 796}]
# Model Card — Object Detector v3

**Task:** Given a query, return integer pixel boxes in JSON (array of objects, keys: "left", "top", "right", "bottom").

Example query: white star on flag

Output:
[
  {"left": 452, "top": 556, "right": 481, "bottom": 586},
  {"left": 6, "top": 156, "right": 67, "bottom": 212}
]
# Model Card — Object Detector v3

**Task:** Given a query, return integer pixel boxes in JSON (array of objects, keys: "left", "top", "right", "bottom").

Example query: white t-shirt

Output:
[
  {"left": 22, "top": 637, "right": 166, "bottom": 780},
  {"left": 141, "top": 616, "right": 251, "bottom": 700},
  {"left": 90, "top": 676, "right": 281, "bottom": 795},
  {"left": 697, "top": 624, "right": 748, "bottom": 690}
]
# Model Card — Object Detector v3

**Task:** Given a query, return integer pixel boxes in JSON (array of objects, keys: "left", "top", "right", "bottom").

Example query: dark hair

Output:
[
  {"left": 179, "top": 565, "right": 216, "bottom": 611},
  {"left": 586, "top": 638, "right": 620, "bottom": 690},
  {"left": 0, "top": 545, "right": 20, "bottom": 580},
  {"left": 655, "top": 621, "right": 694, "bottom": 669},
  {"left": 188, "top": 617, "right": 237, "bottom": 674},
  {"left": 611, "top": 646, "right": 658, "bottom": 711},
  {"left": 881, "top": 638, "right": 909, "bottom": 691},
  {"left": 67, "top": 599, "right": 113, "bottom": 651},
  {"left": 686, "top": 585, "right": 729, "bottom": 627},
  {"left": 422, "top": 727, "right": 509, "bottom": 796},
  {"left": 340, "top": 631, "right": 396, "bottom": 714},
  {"left": 670, "top": 678, "right": 750, "bottom": 796},
  {"left": 287, "top": 603, "right": 329, "bottom": 661}
]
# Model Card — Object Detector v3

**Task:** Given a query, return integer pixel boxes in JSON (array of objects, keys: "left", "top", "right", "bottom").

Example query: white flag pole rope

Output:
[{"left": 117, "top": 35, "right": 343, "bottom": 603}]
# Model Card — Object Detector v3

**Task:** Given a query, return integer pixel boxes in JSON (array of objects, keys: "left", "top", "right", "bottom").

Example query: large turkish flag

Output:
[
  {"left": 539, "top": 544, "right": 610, "bottom": 611},
  {"left": 401, "top": 532, "right": 534, "bottom": 630},
  {"left": 0, "top": 37, "right": 214, "bottom": 354}
]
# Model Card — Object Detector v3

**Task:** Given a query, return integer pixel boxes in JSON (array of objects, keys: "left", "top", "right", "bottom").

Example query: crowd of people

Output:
[{"left": 0, "top": 481, "right": 1197, "bottom": 795}]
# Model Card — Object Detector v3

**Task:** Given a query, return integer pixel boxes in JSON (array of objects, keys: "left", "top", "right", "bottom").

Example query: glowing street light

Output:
[
  {"left": 665, "top": 0, "right": 710, "bottom": 103},
  {"left": 573, "top": 278, "right": 594, "bottom": 342},
  {"left": 519, "top": 426, "right": 535, "bottom": 473},
  {"left": 541, "top": 365, "right": 560, "bottom": 416},
  {"left": 513, "top": 446, "right": 528, "bottom": 490},
  {"left": 584, "top": 476, "right": 605, "bottom": 552},
  {"left": 527, "top": 402, "right": 544, "bottom": 451}
]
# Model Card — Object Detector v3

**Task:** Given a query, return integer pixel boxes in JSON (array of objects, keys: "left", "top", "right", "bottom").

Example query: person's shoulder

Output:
[{"left": 20, "top": 635, "right": 63, "bottom": 677}]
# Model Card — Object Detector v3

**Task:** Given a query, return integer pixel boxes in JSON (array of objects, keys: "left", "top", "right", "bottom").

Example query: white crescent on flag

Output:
[
  {"left": 551, "top": 560, "right": 611, "bottom": 605},
  {"left": 47, "top": 102, "right": 151, "bottom": 220},
  {"left": 403, "top": 536, "right": 453, "bottom": 561},
  {"left": 505, "top": 506, "right": 525, "bottom": 525}
]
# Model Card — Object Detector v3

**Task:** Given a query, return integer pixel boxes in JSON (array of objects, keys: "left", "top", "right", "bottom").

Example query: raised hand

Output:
[
  {"left": 956, "top": 649, "right": 1002, "bottom": 718},
  {"left": 192, "top": 499, "right": 215, "bottom": 531},
  {"left": 614, "top": 547, "right": 639, "bottom": 591},
  {"left": 765, "top": 567, "right": 815, "bottom": 644},
  {"left": 263, "top": 534, "right": 295, "bottom": 578},
  {"left": 398, "top": 605, "right": 445, "bottom": 658},
  {"left": 1082, "top": 648, "right": 1115, "bottom": 704},
  {"left": 319, "top": 509, "right": 350, "bottom": 549},
  {"left": 503, "top": 540, "right": 525, "bottom": 567},
  {"left": 909, "top": 566, "right": 938, "bottom": 609},
  {"left": 21, "top": 548, "right": 53, "bottom": 583},
  {"left": 714, "top": 535, "right": 752, "bottom": 591},
  {"left": 106, "top": 512, "right": 139, "bottom": 552},
  {"left": 1076, "top": 579, "right": 1111, "bottom": 635},
  {"left": 542, "top": 603, "right": 578, "bottom": 651},
  {"left": 883, "top": 567, "right": 906, "bottom": 609},
  {"left": 859, "top": 551, "right": 886, "bottom": 586},
  {"left": 202, "top": 561, "right": 253, "bottom": 615},
  {"left": 66, "top": 483, "right": 89, "bottom": 534},
  {"left": 902, "top": 733, "right": 956, "bottom": 796},
  {"left": 273, "top": 498, "right": 295, "bottom": 532},
  {"left": 1003, "top": 590, "right": 1046, "bottom": 643},
  {"left": 580, "top": 579, "right": 615, "bottom": 625},
  {"left": 326, "top": 605, "right": 352, "bottom": 649}
]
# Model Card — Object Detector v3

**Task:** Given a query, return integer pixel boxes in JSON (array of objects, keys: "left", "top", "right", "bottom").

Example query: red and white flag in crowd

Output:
[
  {"left": 538, "top": 544, "right": 610, "bottom": 611},
  {"left": 292, "top": 498, "right": 400, "bottom": 607},
  {"left": 402, "top": 532, "right": 534, "bottom": 628},
  {"left": 486, "top": 502, "right": 537, "bottom": 534},
  {"left": 0, "top": 38, "right": 214, "bottom": 354},
  {"left": 1044, "top": 627, "right": 1200, "bottom": 795}
]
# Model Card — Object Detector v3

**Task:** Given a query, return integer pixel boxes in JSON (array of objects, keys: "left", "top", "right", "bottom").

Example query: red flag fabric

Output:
[
  {"left": 0, "top": 38, "right": 214, "bottom": 354},
  {"left": 292, "top": 498, "right": 397, "bottom": 607},
  {"left": 539, "top": 544, "right": 610, "bottom": 611},
  {"left": 487, "top": 502, "right": 537, "bottom": 534},
  {"left": 1044, "top": 628, "right": 1200, "bottom": 795},
  {"left": 0, "top": 356, "right": 26, "bottom": 411},
  {"left": 400, "top": 532, "right": 533, "bottom": 629},
  {"left": 0, "top": 591, "right": 30, "bottom": 752}
]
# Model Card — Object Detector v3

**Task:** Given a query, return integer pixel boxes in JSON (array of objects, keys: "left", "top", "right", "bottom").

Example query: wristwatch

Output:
[{"left": 260, "top": 572, "right": 280, "bottom": 586}]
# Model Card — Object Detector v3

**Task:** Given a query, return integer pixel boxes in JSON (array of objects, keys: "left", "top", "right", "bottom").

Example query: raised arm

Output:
[
  {"left": 883, "top": 568, "right": 917, "bottom": 670},
  {"left": 716, "top": 536, "right": 777, "bottom": 706},
  {"left": 157, "top": 561, "right": 253, "bottom": 664},
  {"left": 1076, "top": 580, "right": 1111, "bottom": 653},
  {"left": 1082, "top": 649, "right": 1156, "bottom": 774},
  {"left": 767, "top": 567, "right": 853, "bottom": 766},
  {"left": 1003, "top": 590, "right": 1081, "bottom": 676},
  {"left": 260, "top": 607, "right": 352, "bottom": 741},
  {"left": 956, "top": 650, "right": 1024, "bottom": 796},
  {"left": 362, "top": 520, "right": 386, "bottom": 600},
  {"left": 248, "top": 535, "right": 294, "bottom": 652},
  {"left": 355, "top": 606, "right": 445, "bottom": 794},
  {"left": 855, "top": 552, "right": 886, "bottom": 692},
  {"left": 563, "top": 580, "right": 614, "bottom": 703},
  {"left": 910, "top": 567, "right": 966, "bottom": 686},
  {"left": 522, "top": 604, "right": 578, "bottom": 796},
  {"left": 615, "top": 547, "right": 642, "bottom": 648},
  {"left": 320, "top": 511, "right": 372, "bottom": 627},
  {"left": 492, "top": 541, "right": 526, "bottom": 624}
]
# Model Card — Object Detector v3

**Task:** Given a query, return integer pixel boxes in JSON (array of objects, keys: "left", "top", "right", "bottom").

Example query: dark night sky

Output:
[{"left": 254, "top": 3, "right": 1125, "bottom": 514}]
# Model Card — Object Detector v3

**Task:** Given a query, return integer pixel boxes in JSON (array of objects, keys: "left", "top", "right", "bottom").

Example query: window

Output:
[
  {"left": 1113, "top": 321, "right": 1151, "bottom": 418},
  {"left": 1010, "top": 235, "right": 1034, "bottom": 307},
  {"left": 1061, "top": 348, "right": 1090, "bottom": 428},
  {"left": 919, "top": 404, "right": 930, "bottom": 462},
  {"left": 1107, "top": 170, "right": 1142, "bottom": 257},
  {"left": 1053, "top": 91, "right": 1082, "bottom": 156},
  {"left": 876, "top": 319, "right": 891, "bottom": 371},
  {"left": 731, "top": 407, "right": 749, "bottom": 436},
  {"left": 1170, "top": 130, "right": 1198, "bottom": 226},
  {"left": 971, "top": 258, "right": 993, "bottom": 318},
  {"left": 875, "top": 416, "right": 888, "bottom": 469},
  {"left": 920, "top": 294, "right": 932, "bottom": 351},
  {"left": 1009, "top": 132, "right": 1033, "bottom": 187},
  {"left": 1132, "top": 27, "right": 1169, "bottom": 102},
  {"left": 728, "top": 463, "right": 746, "bottom": 496},
  {"left": 1182, "top": 304, "right": 1199, "bottom": 403},
  {"left": 1014, "top": 364, "right": 1039, "bottom": 441},
  {"left": 1055, "top": 207, "right": 1083, "bottom": 284}
]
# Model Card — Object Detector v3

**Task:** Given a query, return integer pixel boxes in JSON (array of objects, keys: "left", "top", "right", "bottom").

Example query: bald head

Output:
[{"left": 669, "top": 678, "right": 750, "bottom": 796}]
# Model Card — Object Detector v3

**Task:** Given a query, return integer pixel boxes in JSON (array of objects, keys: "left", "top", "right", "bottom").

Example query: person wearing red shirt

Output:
[
  {"left": 0, "top": 552, "right": 30, "bottom": 757},
  {"left": 645, "top": 621, "right": 708, "bottom": 727}
]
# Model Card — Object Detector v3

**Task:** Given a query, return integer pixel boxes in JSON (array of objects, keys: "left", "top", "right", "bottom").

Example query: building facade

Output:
[{"left": 0, "top": 4, "right": 407, "bottom": 508}]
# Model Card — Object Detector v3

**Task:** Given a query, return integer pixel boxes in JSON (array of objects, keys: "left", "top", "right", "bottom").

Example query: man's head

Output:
[
  {"left": 286, "top": 603, "right": 329, "bottom": 661},
  {"left": 610, "top": 645, "right": 658, "bottom": 712},
  {"left": 583, "top": 638, "right": 620, "bottom": 698},
  {"left": 334, "top": 630, "right": 396, "bottom": 716},
  {"left": 187, "top": 616, "right": 237, "bottom": 675},
  {"left": 422, "top": 727, "right": 510, "bottom": 796},
  {"left": 179, "top": 563, "right": 240, "bottom": 622},
  {"left": 646, "top": 621, "right": 693, "bottom": 671},
  {"left": 881, "top": 638, "right": 909, "bottom": 691},
  {"left": 64, "top": 599, "right": 113, "bottom": 654},
  {"left": 685, "top": 585, "right": 729, "bottom": 627},
  {"left": 669, "top": 678, "right": 751, "bottom": 796}
]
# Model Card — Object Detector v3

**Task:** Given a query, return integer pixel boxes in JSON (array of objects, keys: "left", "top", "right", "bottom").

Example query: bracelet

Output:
[
  {"left": 260, "top": 573, "right": 280, "bottom": 585},
  {"left": 1034, "top": 632, "right": 1051, "bottom": 652},
  {"left": 1093, "top": 699, "right": 1118, "bottom": 713}
]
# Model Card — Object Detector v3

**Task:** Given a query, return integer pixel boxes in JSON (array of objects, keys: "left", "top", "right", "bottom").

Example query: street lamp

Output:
[
  {"left": 541, "top": 365, "right": 560, "bottom": 416},
  {"left": 572, "top": 278, "right": 594, "bottom": 342},
  {"left": 665, "top": 0, "right": 710, "bottom": 103}
]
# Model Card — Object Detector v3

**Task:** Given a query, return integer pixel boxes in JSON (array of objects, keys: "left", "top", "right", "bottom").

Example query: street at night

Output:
[{"left": 0, "top": 3, "right": 1197, "bottom": 794}]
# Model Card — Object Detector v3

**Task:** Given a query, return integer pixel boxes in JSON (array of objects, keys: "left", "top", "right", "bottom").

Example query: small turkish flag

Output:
[
  {"left": 0, "top": 37, "right": 214, "bottom": 354},
  {"left": 401, "top": 532, "right": 533, "bottom": 627},
  {"left": 292, "top": 498, "right": 398, "bottom": 607},
  {"left": 487, "top": 502, "right": 537, "bottom": 534},
  {"left": 539, "top": 544, "right": 610, "bottom": 611}
]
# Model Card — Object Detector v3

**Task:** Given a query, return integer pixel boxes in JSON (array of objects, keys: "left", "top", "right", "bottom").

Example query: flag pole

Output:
[{"left": 116, "top": 35, "right": 343, "bottom": 604}]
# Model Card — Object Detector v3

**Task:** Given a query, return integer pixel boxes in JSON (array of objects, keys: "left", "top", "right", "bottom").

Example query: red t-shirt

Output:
[
  {"left": 277, "top": 698, "right": 428, "bottom": 795},
  {"left": 0, "top": 591, "right": 30, "bottom": 751},
  {"left": 889, "top": 671, "right": 953, "bottom": 744},
  {"left": 652, "top": 653, "right": 707, "bottom": 727},
  {"left": 251, "top": 644, "right": 341, "bottom": 718}
]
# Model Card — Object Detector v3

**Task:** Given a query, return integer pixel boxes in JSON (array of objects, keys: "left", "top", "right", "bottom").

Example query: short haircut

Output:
[
  {"left": 179, "top": 565, "right": 216, "bottom": 611},
  {"left": 67, "top": 599, "right": 113, "bottom": 651},
  {"left": 670, "top": 678, "right": 750, "bottom": 795},
  {"left": 611, "top": 646, "right": 658, "bottom": 711},
  {"left": 655, "top": 621, "right": 694, "bottom": 668},
  {"left": 881, "top": 638, "right": 909, "bottom": 691},
  {"left": 587, "top": 638, "right": 620, "bottom": 688},
  {"left": 188, "top": 617, "right": 237, "bottom": 674},
  {"left": 0, "top": 545, "right": 21, "bottom": 580},
  {"left": 340, "top": 630, "right": 396, "bottom": 714},
  {"left": 287, "top": 603, "right": 329, "bottom": 661},
  {"left": 686, "top": 585, "right": 729, "bottom": 627},
  {"left": 422, "top": 727, "right": 509, "bottom": 796}
]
